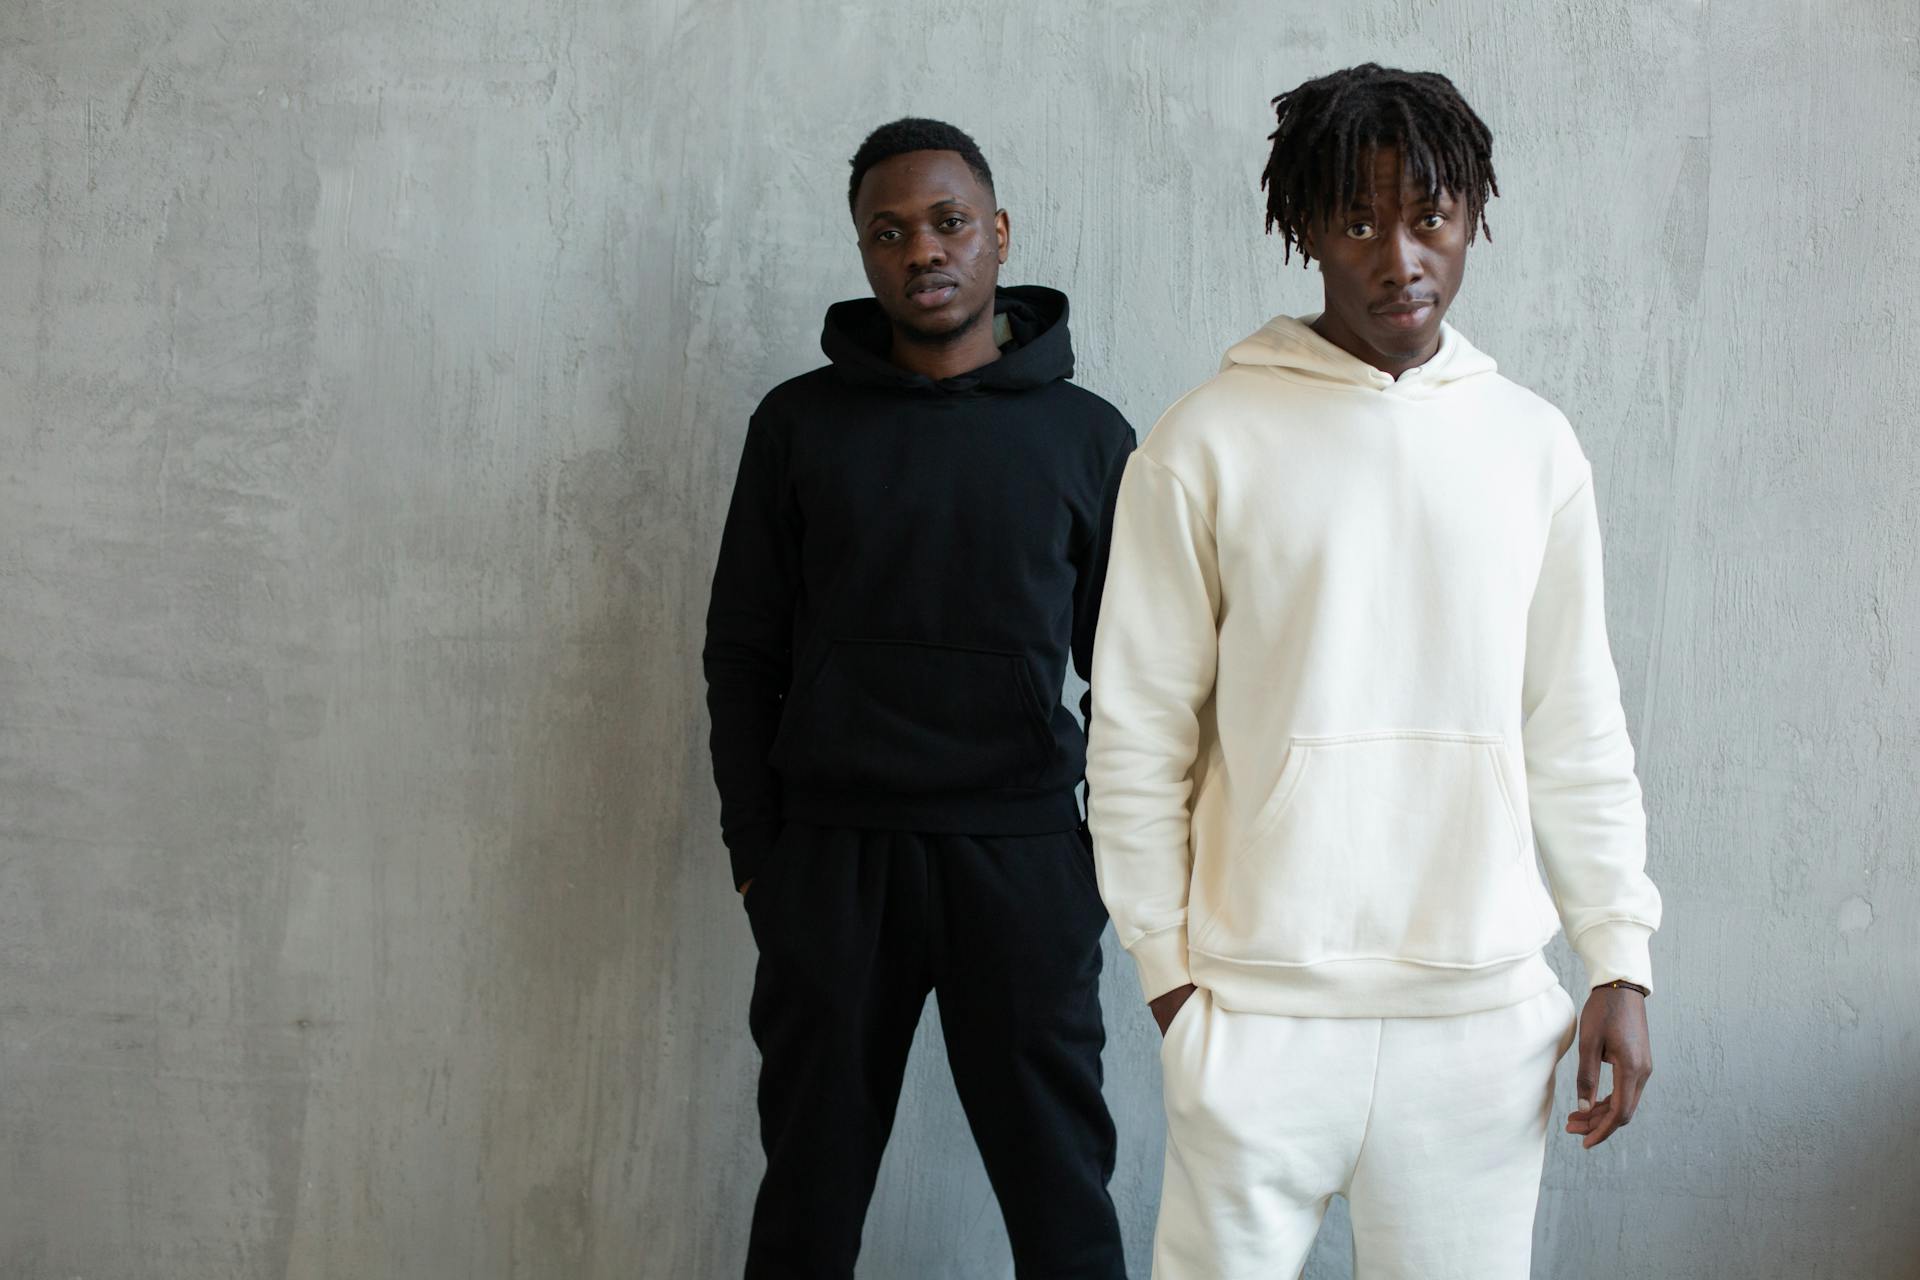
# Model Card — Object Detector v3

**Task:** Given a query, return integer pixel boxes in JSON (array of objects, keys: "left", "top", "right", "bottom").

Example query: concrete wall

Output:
[{"left": 2, "top": 0, "right": 1915, "bottom": 1276}]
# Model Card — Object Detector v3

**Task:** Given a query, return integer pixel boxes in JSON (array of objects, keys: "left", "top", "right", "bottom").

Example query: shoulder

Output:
[
  {"left": 1112, "top": 368, "right": 1278, "bottom": 528},
  {"left": 1135, "top": 365, "right": 1275, "bottom": 472},
  {"left": 1042, "top": 381, "right": 1137, "bottom": 453},
  {"left": 1477, "top": 371, "right": 1591, "bottom": 503},
  {"left": 743, "top": 367, "right": 846, "bottom": 454},
  {"left": 1479, "top": 371, "right": 1581, "bottom": 448},
  {"left": 753, "top": 365, "right": 840, "bottom": 422}
]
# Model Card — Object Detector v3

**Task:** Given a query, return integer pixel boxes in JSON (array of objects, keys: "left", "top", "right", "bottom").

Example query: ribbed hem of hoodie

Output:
[
  {"left": 1571, "top": 920, "right": 1655, "bottom": 993},
  {"left": 1125, "top": 925, "right": 1193, "bottom": 1003},
  {"left": 781, "top": 788, "right": 1083, "bottom": 837},
  {"left": 1190, "top": 947, "right": 1561, "bottom": 1019}
]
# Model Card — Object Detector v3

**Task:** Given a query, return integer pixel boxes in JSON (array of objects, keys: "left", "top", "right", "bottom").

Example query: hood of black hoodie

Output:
[{"left": 819, "top": 285, "right": 1074, "bottom": 395}]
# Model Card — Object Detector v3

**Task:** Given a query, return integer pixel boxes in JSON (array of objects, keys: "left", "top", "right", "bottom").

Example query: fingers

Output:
[
  {"left": 1564, "top": 1083, "right": 1606, "bottom": 1138},
  {"left": 1577, "top": 1054, "right": 1653, "bottom": 1148},
  {"left": 1613, "top": 1048, "right": 1653, "bottom": 1130},
  {"left": 1580, "top": 1090, "right": 1624, "bottom": 1147},
  {"left": 1574, "top": 1002, "right": 1602, "bottom": 1115},
  {"left": 1606, "top": 985, "right": 1652, "bottom": 1133}
]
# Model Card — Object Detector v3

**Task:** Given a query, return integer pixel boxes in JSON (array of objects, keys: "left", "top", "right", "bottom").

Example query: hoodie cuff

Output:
[
  {"left": 1128, "top": 924, "right": 1193, "bottom": 1004},
  {"left": 726, "top": 821, "right": 782, "bottom": 892},
  {"left": 1572, "top": 921, "right": 1655, "bottom": 994}
]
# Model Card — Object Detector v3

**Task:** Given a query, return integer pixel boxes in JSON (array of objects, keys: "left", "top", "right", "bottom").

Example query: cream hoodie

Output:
[{"left": 1086, "top": 315, "right": 1662, "bottom": 1018}]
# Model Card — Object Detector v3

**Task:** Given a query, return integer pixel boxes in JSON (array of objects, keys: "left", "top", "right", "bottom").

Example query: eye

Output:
[
  {"left": 1419, "top": 212, "right": 1447, "bottom": 230},
  {"left": 873, "top": 229, "right": 901, "bottom": 243},
  {"left": 938, "top": 216, "right": 967, "bottom": 231},
  {"left": 1344, "top": 221, "right": 1374, "bottom": 239}
]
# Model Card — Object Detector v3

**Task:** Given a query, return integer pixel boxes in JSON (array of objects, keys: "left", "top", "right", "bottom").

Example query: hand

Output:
[
  {"left": 737, "top": 878, "right": 753, "bottom": 897},
  {"left": 1566, "top": 986, "right": 1652, "bottom": 1148},
  {"left": 1149, "top": 983, "right": 1198, "bottom": 1036}
]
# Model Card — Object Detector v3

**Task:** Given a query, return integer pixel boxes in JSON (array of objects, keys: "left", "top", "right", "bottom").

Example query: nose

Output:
[
  {"left": 905, "top": 227, "right": 947, "bottom": 272},
  {"left": 1380, "top": 224, "right": 1423, "bottom": 287}
]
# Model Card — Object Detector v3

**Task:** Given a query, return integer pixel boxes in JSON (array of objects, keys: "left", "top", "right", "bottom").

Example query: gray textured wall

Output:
[{"left": 2, "top": 0, "right": 1916, "bottom": 1277}]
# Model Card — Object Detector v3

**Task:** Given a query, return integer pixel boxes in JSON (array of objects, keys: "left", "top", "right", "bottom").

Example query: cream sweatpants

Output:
[{"left": 1153, "top": 983, "right": 1578, "bottom": 1280}]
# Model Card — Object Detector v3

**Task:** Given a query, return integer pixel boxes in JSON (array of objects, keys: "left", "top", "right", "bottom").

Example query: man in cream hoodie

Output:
[{"left": 1086, "top": 63, "right": 1662, "bottom": 1277}]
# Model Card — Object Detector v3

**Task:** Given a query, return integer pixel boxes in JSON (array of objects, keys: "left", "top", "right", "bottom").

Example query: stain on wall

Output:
[{"left": 1, "top": 1, "right": 1915, "bottom": 1277}]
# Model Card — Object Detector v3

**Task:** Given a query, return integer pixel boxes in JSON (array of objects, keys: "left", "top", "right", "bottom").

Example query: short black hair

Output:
[
  {"left": 848, "top": 117, "right": 995, "bottom": 213},
  {"left": 1260, "top": 63, "right": 1498, "bottom": 265}
]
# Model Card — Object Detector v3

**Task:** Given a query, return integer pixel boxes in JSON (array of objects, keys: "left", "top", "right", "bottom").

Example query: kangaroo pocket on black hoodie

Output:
[{"left": 770, "top": 639, "right": 1056, "bottom": 794}]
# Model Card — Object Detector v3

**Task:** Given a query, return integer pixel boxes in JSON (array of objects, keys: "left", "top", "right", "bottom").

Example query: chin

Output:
[
  {"left": 1368, "top": 326, "right": 1440, "bottom": 362},
  {"left": 903, "top": 314, "right": 967, "bottom": 341},
  {"left": 898, "top": 304, "right": 987, "bottom": 346}
]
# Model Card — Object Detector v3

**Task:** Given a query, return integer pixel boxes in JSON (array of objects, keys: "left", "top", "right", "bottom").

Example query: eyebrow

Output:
[{"left": 864, "top": 197, "right": 971, "bottom": 227}]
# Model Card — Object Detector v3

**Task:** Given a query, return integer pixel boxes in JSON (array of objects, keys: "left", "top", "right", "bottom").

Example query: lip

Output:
[
  {"left": 906, "top": 275, "right": 959, "bottom": 308},
  {"left": 1372, "top": 299, "right": 1434, "bottom": 330}
]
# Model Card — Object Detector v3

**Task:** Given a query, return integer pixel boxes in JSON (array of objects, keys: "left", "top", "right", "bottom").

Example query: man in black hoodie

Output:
[{"left": 703, "top": 118, "right": 1133, "bottom": 1278}]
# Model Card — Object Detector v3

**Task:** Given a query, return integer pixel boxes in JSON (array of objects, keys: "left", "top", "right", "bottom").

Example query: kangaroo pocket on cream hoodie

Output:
[{"left": 1086, "top": 316, "right": 1663, "bottom": 1018}]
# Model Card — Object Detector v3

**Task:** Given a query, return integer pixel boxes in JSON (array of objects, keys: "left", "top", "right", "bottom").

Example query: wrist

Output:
[
  {"left": 1129, "top": 925, "right": 1193, "bottom": 1004},
  {"left": 1593, "top": 978, "right": 1650, "bottom": 998}
]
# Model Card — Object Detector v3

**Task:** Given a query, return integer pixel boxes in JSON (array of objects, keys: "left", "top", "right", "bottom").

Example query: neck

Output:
[
  {"left": 1311, "top": 309, "right": 1439, "bottom": 381},
  {"left": 888, "top": 310, "right": 1003, "bottom": 381}
]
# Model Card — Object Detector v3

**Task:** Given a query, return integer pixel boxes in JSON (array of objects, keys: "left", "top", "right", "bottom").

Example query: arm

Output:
[
  {"left": 1068, "top": 422, "right": 1135, "bottom": 753},
  {"left": 1084, "top": 451, "right": 1221, "bottom": 1012},
  {"left": 1521, "top": 457, "right": 1662, "bottom": 1144},
  {"left": 701, "top": 412, "right": 800, "bottom": 892}
]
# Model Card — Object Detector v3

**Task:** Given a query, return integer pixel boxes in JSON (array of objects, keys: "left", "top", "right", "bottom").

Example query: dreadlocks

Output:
[{"left": 1260, "top": 64, "right": 1498, "bottom": 265}]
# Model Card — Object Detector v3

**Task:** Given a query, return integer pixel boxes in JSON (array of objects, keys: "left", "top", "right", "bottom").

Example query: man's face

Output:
[
  {"left": 1306, "top": 146, "right": 1469, "bottom": 371},
  {"left": 852, "top": 150, "right": 1009, "bottom": 345}
]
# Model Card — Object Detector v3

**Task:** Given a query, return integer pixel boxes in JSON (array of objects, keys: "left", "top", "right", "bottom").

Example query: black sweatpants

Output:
[{"left": 741, "top": 822, "right": 1124, "bottom": 1279}]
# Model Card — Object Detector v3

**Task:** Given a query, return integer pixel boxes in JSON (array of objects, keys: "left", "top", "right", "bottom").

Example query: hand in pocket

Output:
[{"left": 1150, "top": 983, "right": 1198, "bottom": 1036}]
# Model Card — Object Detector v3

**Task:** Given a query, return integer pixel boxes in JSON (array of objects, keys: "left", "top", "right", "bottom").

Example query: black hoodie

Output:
[{"left": 702, "top": 286, "right": 1135, "bottom": 887}]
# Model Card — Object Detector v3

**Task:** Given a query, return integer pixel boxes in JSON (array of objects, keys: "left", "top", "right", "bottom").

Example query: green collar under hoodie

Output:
[{"left": 1085, "top": 313, "right": 1662, "bottom": 1018}]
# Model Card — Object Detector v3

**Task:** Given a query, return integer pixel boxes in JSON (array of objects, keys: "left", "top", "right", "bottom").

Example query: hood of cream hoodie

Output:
[
  {"left": 1220, "top": 312, "right": 1498, "bottom": 390},
  {"left": 1085, "top": 314, "right": 1662, "bottom": 1019}
]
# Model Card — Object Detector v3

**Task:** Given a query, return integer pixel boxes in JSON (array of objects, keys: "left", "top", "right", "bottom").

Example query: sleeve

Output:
[
  {"left": 1083, "top": 450, "right": 1221, "bottom": 1002},
  {"left": 1521, "top": 458, "right": 1664, "bottom": 991},
  {"left": 1069, "top": 418, "right": 1137, "bottom": 747},
  {"left": 701, "top": 412, "right": 800, "bottom": 890}
]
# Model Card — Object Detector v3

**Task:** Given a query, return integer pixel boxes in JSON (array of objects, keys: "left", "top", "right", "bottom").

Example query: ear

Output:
[{"left": 995, "top": 208, "right": 1010, "bottom": 265}]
